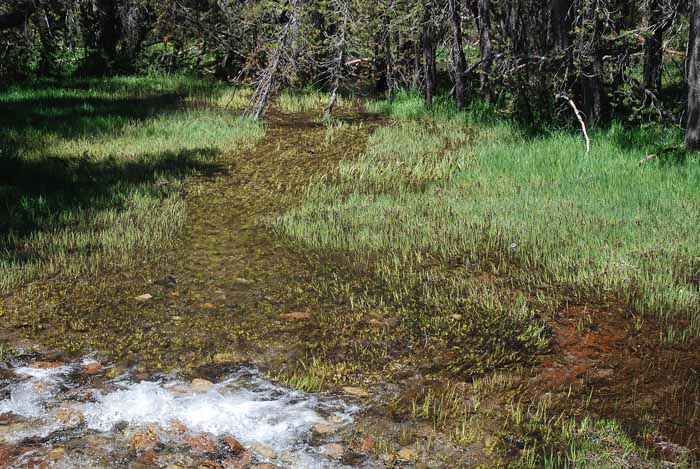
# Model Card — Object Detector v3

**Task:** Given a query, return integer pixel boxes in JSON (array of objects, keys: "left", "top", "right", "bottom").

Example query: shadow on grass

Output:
[
  {"left": 0, "top": 81, "right": 229, "bottom": 274},
  {"left": 0, "top": 93, "right": 183, "bottom": 142},
  {"left": 0, "top": 147, "right": 225, "bottom": 264}
]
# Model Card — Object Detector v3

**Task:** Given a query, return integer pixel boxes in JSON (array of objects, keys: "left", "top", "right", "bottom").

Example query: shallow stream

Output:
[{"left": 0, "top": 356, "right": 360, "bottom": 468}]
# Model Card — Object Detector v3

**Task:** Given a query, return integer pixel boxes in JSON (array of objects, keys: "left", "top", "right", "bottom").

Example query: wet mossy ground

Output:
[{"left": 1, "top": 109, "right": 383, "bottom": 372}]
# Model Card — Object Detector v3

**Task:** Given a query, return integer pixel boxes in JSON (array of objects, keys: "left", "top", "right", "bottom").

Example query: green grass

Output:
[
  {"left": 278, "top": 92, "right": 700, "bottom": 344},
  {"left": 0, "top": 75, "right": 263, "bottom": 291}
]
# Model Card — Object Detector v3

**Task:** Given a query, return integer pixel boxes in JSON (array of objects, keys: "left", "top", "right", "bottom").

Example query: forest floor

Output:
[{"left": 0, "top": 78, "right": 699, "bottom": 468}]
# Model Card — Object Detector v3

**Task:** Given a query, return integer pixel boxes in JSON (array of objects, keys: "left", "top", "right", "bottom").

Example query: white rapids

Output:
[{"left": 0, "top": 359, "right": 362, "bottom": 468}]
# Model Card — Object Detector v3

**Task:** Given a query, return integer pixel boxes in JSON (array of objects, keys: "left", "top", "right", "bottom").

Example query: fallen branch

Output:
[
  {"left": 556, "top": 93, "right": 590, "bottom": 156},
  {"left": 639, "top": 146, "right": 681, "bottom": 165},
  {"left": 344, "top": 58, "right": 370, "bottom": 67}
]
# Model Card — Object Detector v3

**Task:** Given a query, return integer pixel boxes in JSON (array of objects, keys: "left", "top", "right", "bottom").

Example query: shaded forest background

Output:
[{"left": 0, "top": 0, "right": 698, "bottom": 142}]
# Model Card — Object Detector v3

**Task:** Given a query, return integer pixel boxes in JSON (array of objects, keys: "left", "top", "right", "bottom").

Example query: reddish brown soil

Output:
[{"left": 538, "top": 302, "right": 700, "bottom": 456}]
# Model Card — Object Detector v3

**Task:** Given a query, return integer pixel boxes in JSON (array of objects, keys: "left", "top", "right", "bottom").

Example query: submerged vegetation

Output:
[{"left": 0, "top": 75, "right": 263, "bottom": 291}]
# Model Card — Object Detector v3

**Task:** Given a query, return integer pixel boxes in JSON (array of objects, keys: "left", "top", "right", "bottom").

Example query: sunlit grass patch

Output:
[
  {"left": 0, "top": 75, "right": 264, "bottom": 291},
  {"left": 280, "top": 91, "right": 700, "bottom": 343}
]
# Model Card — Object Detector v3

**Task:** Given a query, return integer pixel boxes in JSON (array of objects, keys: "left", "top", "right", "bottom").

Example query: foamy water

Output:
[{"left": 0, "top": 361, "right": 360, "bottom": 468}]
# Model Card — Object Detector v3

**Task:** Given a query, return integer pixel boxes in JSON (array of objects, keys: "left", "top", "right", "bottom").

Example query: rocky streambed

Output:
[{"left": 0, "top": 354, "right": 366, "bottom": 468}]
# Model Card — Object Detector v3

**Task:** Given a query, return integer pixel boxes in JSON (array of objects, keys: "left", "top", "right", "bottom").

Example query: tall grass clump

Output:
[
  {"left": 0, "top": 75, "right": 264, "bottom": 291},
  {"left": 278, "top": 91, "right": 700, "bottom": 347}
]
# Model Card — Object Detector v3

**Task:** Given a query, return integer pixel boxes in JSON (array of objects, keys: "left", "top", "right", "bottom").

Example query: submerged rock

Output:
[
  {"left": 55, "top": 404, "right": 85, "bottom": 428},
  {"left": 222, "top": 450, "right": 253, "bottom": 469},
  {"left": 129, "top": 428, "right": 159, "bottom": 452},
  {"left": 251, "top": 443, "right": 277, "bottom": 459},
  {"left": 222, "top": 436, "right": 244, "bottom": 455}
]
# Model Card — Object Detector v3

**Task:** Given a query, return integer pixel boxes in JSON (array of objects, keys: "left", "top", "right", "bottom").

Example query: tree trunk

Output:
[
  {"left": 475, "top": 0, "right": 492, "bottom": 99},
  {"left": 422, "top": 0, "right": 436, "bottom": 108},
  {"left": 644, "top": 0, "right": 665, "bottom": 93},
  {"left": 82, "top": 0, "right": 118, "bottom": 74},
  {"left": 448, "top": 0, "right": 467, "bottom": 110},
  {"left": 686, "top": 0, "right": 700, "bottom": 150},
  {"left": 550, "top": 0, "right": 572, "bottom": 51},
  {"left": 581, "top": 3, "right": 607, "bottom": 125},
  {"left": 36, "top": 6, "right": 57, "bottom": 76}
]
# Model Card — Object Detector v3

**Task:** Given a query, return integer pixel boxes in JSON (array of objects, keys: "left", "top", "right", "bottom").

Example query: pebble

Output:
[
  {"left": 135, "top": 293, "right": 153, "bottom": 301},
  {"left": 280, "top": 312, "right": 310, "bottom": 320},
  {"left": 81, "top": 361, "right": 103, "bottom": 375},
  {"left": 312, "top": 423, "right": 336, "bottom": 436},
  {"left": 341, "top": 386, "right": 369, "bottom": 397},
  {"left": 320, "top": 443, "right": 344, "bottom": 459},
  {"left": 191, "top": 378, "right": 214, "bottom": 392}
]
